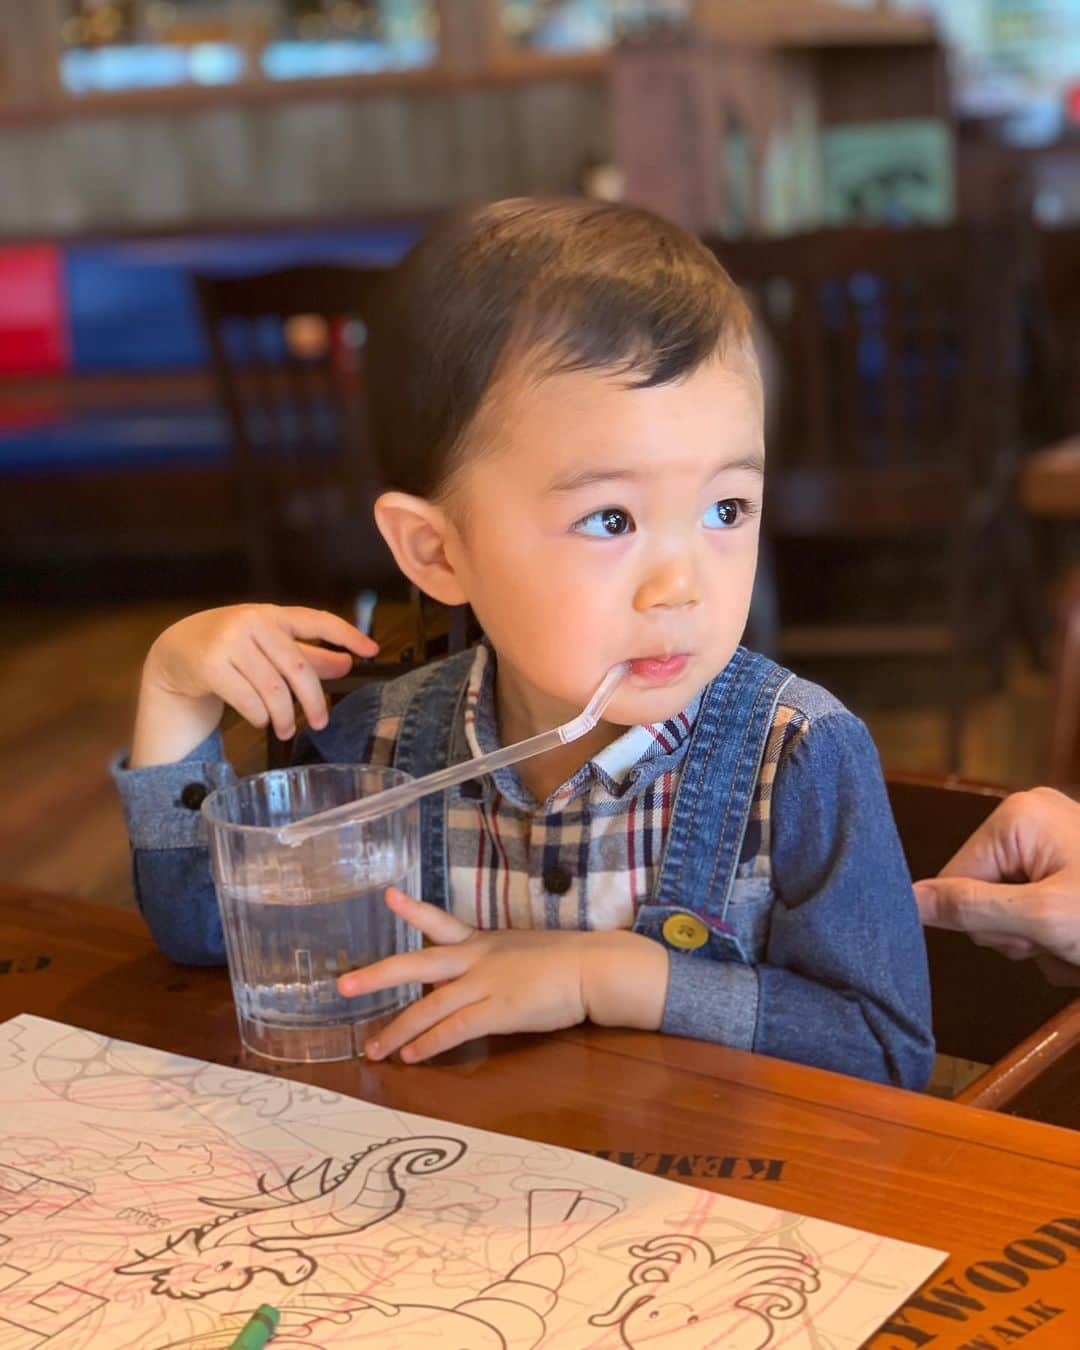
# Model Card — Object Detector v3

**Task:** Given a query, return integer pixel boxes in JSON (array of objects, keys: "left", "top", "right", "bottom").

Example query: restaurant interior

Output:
[{"left": 1, "top": 4, "right": 1079, "bottom": 1342}]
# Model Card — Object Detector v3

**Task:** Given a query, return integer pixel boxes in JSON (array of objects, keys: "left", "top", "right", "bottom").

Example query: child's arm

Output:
[
  {"left": 347, "top": 713, "right": 933, "bottom": 1085},
  {"left": 113, "top": 604, "right": 378, "bottom": 964},
  {"left": 337, "top": 889, "right": 668, "bottom": 1063},
  {"left": 131, "top": 604, "right": 378, "bottom": 766},
  {"left": 661, "top": 711, "right": 934, "bottom": 1089},
  {"left": 337, "top": 709, "right": 932, "bottom": 1085}
]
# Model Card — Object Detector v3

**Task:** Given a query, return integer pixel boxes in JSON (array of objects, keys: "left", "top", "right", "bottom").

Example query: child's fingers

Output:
[
  {"left": 207, "top": 659, "right": 273, "bottom": 731},
  {"left": 337, "top": 944, "right": 470, "bottom": 998},
  {"left": 364, "top": 983, "right": 487, "bottom": 1062},
  {"left": 397, "top": 1001, "right": 495, "bottom": 1063},
  {"left": 231, "top": 644, "right": 300, "bottom": 740},
  {"left": 297, "top": 642, "right": 356, "bottom": 680},
  {"left": 250, "top": 626, "right": 331, "bottom": 731},
  {"left": 384, "top": 888, "right": 474, "bottom": 945},
  {"left": 278, "top": 606, "right": 380, "bottom": 660}
]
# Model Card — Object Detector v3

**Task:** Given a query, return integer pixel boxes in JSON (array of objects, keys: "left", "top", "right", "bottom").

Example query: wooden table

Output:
[{"left": 2, "top": 884, "right": 1078, "bottom": 1349}]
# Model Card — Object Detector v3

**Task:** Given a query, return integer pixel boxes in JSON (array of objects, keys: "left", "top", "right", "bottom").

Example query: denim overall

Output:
[
  {"left": 117, "top": 640, "right": 935, "bottom": 1085},
  {"left": 383, "top": 646, "right": 792, "bottom": 970}
]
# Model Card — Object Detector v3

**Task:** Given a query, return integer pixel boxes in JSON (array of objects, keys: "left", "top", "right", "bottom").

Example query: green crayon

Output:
[{"left": 227, "top": 1304, "right": 280, "bottom": 1350}]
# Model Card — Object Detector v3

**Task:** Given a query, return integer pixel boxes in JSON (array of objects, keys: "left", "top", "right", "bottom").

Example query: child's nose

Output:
[{"left": 632, "top": 555, "right": 700, "bottom": 612}]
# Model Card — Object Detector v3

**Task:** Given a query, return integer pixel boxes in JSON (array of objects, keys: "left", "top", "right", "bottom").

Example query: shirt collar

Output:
[{"left": 457, "top": 642, "right": 701, "bottom": 811}]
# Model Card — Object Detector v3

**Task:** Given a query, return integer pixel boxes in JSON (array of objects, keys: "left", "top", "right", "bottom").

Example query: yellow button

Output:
[{"left": 662, "top": 913, "right": 709, "bottom": 951}]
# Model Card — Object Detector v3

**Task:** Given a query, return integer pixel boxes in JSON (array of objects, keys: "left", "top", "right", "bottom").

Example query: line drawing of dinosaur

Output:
[
  {"left": 589, "top": 1234, "right": 820, "bottom": 1348},
  {"left": 154, "top": 1187, "right": 622, "bottom": 1350},
  {"left": 114, "top": 1134, "right": 466, "bottom": 1299}
]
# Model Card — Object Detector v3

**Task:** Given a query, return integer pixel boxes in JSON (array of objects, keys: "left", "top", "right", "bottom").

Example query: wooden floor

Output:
[{"left": 2, "top": 600, "right": 1052, "bottom": 912}]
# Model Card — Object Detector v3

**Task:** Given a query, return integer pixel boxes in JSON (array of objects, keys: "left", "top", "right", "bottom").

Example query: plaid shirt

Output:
[
  {"left": 362, "top": 645, "right": 806, "bottom": 932},
  {"left": 113, "top": 644, "right": 934, "bottom": 1087}
]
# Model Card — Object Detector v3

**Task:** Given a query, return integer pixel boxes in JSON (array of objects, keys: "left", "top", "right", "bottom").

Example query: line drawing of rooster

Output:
[{"left": 589, "top": 1235, "right": 820, "bottom": 1348}]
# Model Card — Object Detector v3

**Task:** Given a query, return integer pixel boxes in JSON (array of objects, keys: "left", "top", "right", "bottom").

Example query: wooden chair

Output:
[
  {"left": 1046, "top": 569, "right": 1080, "bottom": 787},
  {"left": 713, "top": 226, "right": 1029, "bottom": 771},
  {"left": 194, "top": 264, "right": 402, "bottom": 612},
  {"left": 1036, "top": 226, "right": 1080, "bottom": 438},
  {"left": 956, "top": 1000, "right": 1080, "bottom": 1131},
  {"left": 886, "top": 773, "right": 1079, "bottom": 1126},
  {"left": 1019, "top": 440, "right": 1080, "bottom": 786},
  {"left": 955, "top": 1004, "right": 1074, "bottom": 1128},
  {"left": 198, "top": 264, "right": 480, "bottom": 740}
]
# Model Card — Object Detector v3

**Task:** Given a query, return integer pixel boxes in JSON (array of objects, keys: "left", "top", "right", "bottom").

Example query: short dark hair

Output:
[{"left": 365, "top": 197, "right": 751, "bottom": 499}]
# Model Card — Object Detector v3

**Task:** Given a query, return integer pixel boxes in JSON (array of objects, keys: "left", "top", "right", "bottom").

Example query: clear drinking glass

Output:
[{"left": 202, "top": 765, "right": 421, "bottom": 1063}]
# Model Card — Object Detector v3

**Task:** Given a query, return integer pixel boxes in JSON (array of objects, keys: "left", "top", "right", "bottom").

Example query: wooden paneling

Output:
[
  {"left": 0, "top": 78, "right": 609, "bottom": 234},
  {"left": 692, "top": 0, "right": 936, "bottom": 47}
]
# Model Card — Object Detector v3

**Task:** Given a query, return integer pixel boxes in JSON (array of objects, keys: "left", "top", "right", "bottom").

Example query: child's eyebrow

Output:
[{"left": 546, "top": 453, "right": 765, "bottom": 494}]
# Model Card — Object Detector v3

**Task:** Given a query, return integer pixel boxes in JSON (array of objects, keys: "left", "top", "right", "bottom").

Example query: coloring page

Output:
[{"left": 0, "top": 1015, "right": 944, "bottom": 1348}]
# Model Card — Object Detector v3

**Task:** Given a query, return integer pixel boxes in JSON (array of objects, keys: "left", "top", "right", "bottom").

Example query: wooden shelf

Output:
[
  {"left": 0, "top": 2, "right": 936, "bottom": 132},
  {"left": 692, "top": 0, "right": 937, "bottom": 48},
  {"left": 0, "top": 49, "right": 608, "bottom": 131}
]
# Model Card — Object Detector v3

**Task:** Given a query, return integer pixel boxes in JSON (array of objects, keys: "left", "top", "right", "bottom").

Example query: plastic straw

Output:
[{"left": 277, "top": 661, "right": 630, "bottom": 846}]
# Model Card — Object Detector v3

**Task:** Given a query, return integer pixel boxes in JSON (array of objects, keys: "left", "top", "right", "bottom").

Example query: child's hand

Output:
[
  {"left": 338, "top": 888, "right": 668, "bottom": 1062},
  {"left": 131, "top": 604, "right": 378, "bottom": 766}
]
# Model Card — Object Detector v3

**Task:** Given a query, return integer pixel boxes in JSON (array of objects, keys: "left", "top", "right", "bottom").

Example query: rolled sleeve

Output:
[
  {"left": 109, "top": 680, "right": 383, "bottom": 968},
  {"left": 110, "top": 730, "right": 238, "bottom": 849},
  {"left": 662, "top": 954, "right": 760, "bottom": 1049},
  {"left": 639, "top": 709, "right": 935, "bottom": 1089},
  {"left": 110, "top": 730, "right": 236, "bottom": 965}
]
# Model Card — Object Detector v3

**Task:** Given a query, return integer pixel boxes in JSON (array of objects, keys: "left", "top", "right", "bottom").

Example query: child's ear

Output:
[{"left": 373, "top": 491, "right": 468, "bottom": 607}]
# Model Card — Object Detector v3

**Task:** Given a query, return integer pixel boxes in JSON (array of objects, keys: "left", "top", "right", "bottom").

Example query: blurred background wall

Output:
[
  {"left": 2, "top": 2, "right": 1080, "bottom": 234},
  {"left": 1, "top": 2, "right": 1078, "bottom": 908},
  {"left": 0, "top": 1, "right": 614, "bottom": 232}
]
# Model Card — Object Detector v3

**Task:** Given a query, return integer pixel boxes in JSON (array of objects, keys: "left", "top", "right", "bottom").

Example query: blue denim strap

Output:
[
  {"left": 391, "top": 649, "right": 476, "bottom": 913},
  {"left": 654, "top": 647, "right": 792, "bottom": 921}
]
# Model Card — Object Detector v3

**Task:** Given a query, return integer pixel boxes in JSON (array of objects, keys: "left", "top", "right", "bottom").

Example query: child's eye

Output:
[
  {"left": 702, "top": 498, "right": 751, "bottom": 530},
  {"left": 572, "top": 507, "right": 635, "bottom": 538}
]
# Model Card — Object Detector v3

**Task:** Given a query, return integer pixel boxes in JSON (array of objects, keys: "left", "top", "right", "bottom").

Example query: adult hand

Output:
[{"left": 913, "top": 788, "right": 1080, "bottom": 986}]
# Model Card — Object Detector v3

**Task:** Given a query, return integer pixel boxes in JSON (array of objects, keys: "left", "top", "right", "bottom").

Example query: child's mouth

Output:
[{"left": 628, "top": 653, "right": 689, "bottom": 684}]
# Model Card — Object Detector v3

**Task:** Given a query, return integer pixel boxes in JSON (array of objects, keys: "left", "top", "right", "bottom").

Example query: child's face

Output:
[{"left": 441, "top": 351, "right": 764, "bottom": 728}]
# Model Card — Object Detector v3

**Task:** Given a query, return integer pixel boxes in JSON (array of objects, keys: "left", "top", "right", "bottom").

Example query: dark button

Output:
[
  {"left": 180, "top": 782, "right": 208, "bottom": 810},
  {"left": 459, "top": 779, "right": 483, "bottom": 800},
  {"left": 542, "top": 865, "right": 573, "bottom": 896}
]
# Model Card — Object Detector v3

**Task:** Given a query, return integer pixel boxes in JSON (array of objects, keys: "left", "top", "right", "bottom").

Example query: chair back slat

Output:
[
  {"left": 194, "top": 265, "right": 397, "bottom": 605},
  {"left": 713, "top": 225, "right": 1024, "bottom": 483},
  {"left": 1037, "top": 226, "right": 1080, "bottom": 434}
]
